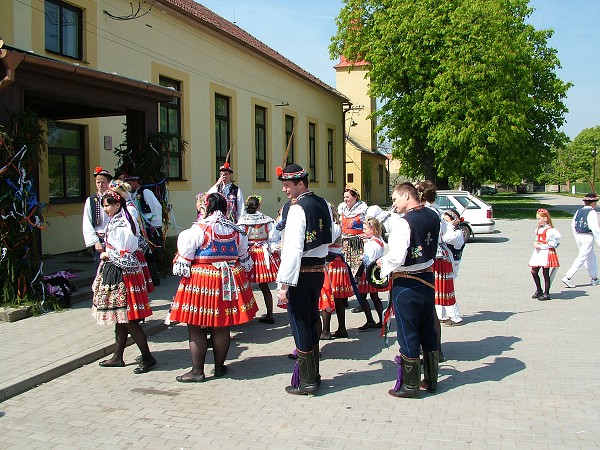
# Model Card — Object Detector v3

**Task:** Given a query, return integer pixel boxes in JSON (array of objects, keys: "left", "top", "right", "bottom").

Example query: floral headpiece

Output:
[
  {"left": 277, "top": 163, "right": 308, "bottom": 181},
  {"left": 246, "top": 195, "right": 263, "bottom": 205},
  {"left": 104, "top": 190, "right": 121, "bottom": 202}
]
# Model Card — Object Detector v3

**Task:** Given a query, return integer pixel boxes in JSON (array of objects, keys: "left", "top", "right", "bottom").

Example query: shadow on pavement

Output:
[
  {"left": 443, "top": 335, "right": 521, "bottom": 362},
  {"left": 439, "top": 356, "right": 526, "bottom": 391},
  {"left": 463, "top": 310, "right": 518, "bottom": 324}
]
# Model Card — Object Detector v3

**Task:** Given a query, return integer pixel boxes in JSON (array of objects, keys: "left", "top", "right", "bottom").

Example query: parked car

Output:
[
  {"left": 435, "top": 191, "right": 495, "bottom": 242},
  {"left": 479, "top": 186, "right": 498, "bottom": 195}
]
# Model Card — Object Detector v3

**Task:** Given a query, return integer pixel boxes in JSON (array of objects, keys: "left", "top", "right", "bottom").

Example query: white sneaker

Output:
[
  {"left": 561, "top": 277, "right": 576, "bottom": 288},
  {"left": 591, "top": 278, "right": 600, "bottom": 286}
]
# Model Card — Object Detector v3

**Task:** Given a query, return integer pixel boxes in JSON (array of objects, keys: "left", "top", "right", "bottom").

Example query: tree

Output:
[
  {"left": 330, "top": 0, "right": 571, "bottom": 185},
  {"left": 564, "top": 125, "right": 600, "bottom": 191}
]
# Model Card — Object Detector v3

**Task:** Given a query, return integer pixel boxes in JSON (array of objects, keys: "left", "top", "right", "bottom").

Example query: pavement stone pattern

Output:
[{"left": 1, "top": 196, "right": 599, "bottom": 448}]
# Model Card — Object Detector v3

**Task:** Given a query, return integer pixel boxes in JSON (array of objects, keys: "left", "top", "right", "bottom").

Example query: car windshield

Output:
[{"left": 454, "top": 196, "right": 480, "bottom": 210}]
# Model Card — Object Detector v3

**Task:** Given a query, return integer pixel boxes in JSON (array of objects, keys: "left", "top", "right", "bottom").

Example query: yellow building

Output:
[
  {"left": 0, "top": 0, "right": 348, "bottom": 255},
  {"left": 334, "top": 57, "right": 389, "bottom": 206}
]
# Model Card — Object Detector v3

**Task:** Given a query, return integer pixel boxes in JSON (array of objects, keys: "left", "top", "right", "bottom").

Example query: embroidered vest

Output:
[
  {"left": 246, "top": 224, "right": 269, "bottom": 242},
  {"left": 402, "top": 207, "right": 440, "bottom": 267},
  {"left": 341, "top": 214, "right": 364, "bottom": 235},
  {"left": 219, "top": 184, "right": 239, "bottom": 222},
  {"left": 194, "top": 224, "right": 238, "bottom": 262},
  {"left": 574, "top": 208, "right": 592, "bottom": 234},
  {"left": 279, "top": 193, "right": 333, "bottom": 251},
  {"left": 89, "top": 193, "right": 103, "bottom": 228}
]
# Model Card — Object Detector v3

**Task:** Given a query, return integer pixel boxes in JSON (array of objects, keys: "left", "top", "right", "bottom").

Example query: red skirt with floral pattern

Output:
[
  {"left": 247, "top": 245, "right": 280, "bottom": 284},
  {"left": 326, "top": 255, "right": 355, "bottom": 298}
]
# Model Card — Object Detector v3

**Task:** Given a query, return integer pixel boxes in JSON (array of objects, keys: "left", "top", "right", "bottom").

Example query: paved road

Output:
[{"left": 1, "top": 195, "right": 599, "bottom": 449}]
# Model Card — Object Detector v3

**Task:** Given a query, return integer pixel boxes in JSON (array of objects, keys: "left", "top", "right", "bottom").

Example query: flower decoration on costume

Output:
[
  {"left": 246, "top": 195, "right": 263, "bottom": 205},
  {"left": 93, "top": 166, "right": 112, "bottom": 179},
  {"left": 276, "top": 166, "right": 284, "bottom": 177},
  {"left": 105, "top": 190, "right": 121, "bottom": 202}
]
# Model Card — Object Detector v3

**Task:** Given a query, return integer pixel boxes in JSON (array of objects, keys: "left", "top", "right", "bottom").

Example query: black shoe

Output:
[
  {"left": 358, "top": 321, "right": 376, "bottom": 331},
  {"left": 331, "top": 330, "right": 349, "bottom": 338},
  {"left": 538, "top": 294, "right": 551, "bottom": 301},
  {"left": 258, "top": 315, "right": 275, "bottom": 324},
  {"left": 532, "top": 290, "right": 543, "bottom": 299},
  {"left": 133, "top": 357, "right": 157, "bottom": 374},
  {"left": 99, "top": 359, "right": 125, "bottom": 368},
  {"left": 176, "top": 373, "right": 206, "bottom": 383},
  {"left": 351, "top": 306, "right": 363, "bottom": 313}
]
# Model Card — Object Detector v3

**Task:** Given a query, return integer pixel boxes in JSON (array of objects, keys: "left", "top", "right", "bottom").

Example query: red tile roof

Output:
[{"left": 162, "top": 0, "right": 347, "bottom": 101}]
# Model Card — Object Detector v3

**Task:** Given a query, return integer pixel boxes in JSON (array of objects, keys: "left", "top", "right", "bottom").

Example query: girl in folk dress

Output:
[
  {"left": 237, "top": 195, "right": 281, "bottom": 324},
  {"left": 92, "top": 191, "right": 156, "bottom": 374},
  {"left": 338, "top": 187, "right": 368, "bottom": 272},
  {"left": 320, "top": 206, "right": 354, "bottom": 339},
  {"left": 356, "top": 218, "right": 387, "bottom": 331},
  {"left": 170, "top": 193, "right": 258, "bottom": 382},
  {"left": 438, "top": 209, "right": 465, "bottom": 326},
  {"left": 529, "top": 208, "right": 560, "bottom": 300}
]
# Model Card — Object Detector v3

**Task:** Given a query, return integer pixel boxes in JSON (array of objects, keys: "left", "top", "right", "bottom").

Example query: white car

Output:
[{"left": 435, "top": 190, "right": 495, "bottom": 241}]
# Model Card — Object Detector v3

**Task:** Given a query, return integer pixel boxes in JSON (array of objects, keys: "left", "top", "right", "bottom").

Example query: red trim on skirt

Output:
[
  {"left": 326, "top": 255, "right": 354, "bottom": 298},
  {"left": 247, "top": 245, "right": 280, "bottom": 284},
  {"left": 169, "top": 262, "right": 258, "bottom": 327},
  {"left": 135, "top": 249, "right": 154, "bottom": 293},
  {"left": 434, "top": 257, "right": 456, "bottom": 306},
  {"left": 319, "top": 271, "right": 336, "bottom": 312},
  {"left": 357, "top": 272, "right": 389, "bottom": 294}
]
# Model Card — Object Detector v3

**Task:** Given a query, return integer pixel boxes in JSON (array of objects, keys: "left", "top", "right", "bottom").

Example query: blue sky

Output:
[{"left": 200, "top": 0, "right": 600, "bottom": 140}]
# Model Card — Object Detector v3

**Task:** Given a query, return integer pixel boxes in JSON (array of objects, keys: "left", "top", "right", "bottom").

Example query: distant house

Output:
[
  {"left": 0, "top": 0, "right": 348, "bottom": 255},
  {"left": 334, "top": 56, "right": 389, "bottom": 206}
]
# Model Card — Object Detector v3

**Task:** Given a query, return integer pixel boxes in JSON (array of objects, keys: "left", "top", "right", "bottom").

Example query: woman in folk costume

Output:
[
  {"left": 417, "top": 180, "right": 455, "bottom": 361},
  {"left": 529, "top": 208, "right": 560, "bottom": 300},
  {"left": 92, "top": 190, "right": 156, "bottom": 374},
  {"left": 170, "top": 193, "right": 257, "bottom": 382},
  {"left": 338, "top": 187, "right": 368, "bottom": 273},
  {"left": 237, "top": 195, "right": 281, "bottom": 324},
  {"left": 355, "top": 217, "right": 387, "bottom": 331},
  {"left": 109, "top": 180, "right": 154, "bottom": 294},
  {"left": 320, "top": 204, "right": 353, "bottom": 339},
  {"left": 438, "top": 209, "right": 465, "bottom": 326}
]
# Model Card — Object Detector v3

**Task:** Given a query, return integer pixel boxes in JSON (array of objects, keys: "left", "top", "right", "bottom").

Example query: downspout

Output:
[{"left": 0, "top": 49, "right": 25, "bottom": 93}]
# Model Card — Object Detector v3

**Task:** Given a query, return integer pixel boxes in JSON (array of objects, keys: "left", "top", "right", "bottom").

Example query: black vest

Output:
[
  {"left": 574, "top": 208, "right": 592, "bottom": 234},
  {"left": 402, "top": 206, "right": 440, "bottom": 266},
  {"left": 279, "top": 192, "right": 333, "bottom": 251},
  {"left": 89, "top": 193, "right": 103, "bottom": 228}
]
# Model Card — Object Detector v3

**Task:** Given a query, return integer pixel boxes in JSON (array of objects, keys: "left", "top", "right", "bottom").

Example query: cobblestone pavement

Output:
[{"left": 1, "top": 211, "right": 600, "bottom": 448}]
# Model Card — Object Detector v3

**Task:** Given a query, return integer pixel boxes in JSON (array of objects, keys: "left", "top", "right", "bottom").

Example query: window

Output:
[
  {"left": 378, "top": 164, "right": 384, "bottom": 184},
  {"left": 45, "top": 0, "right": 83, "bottom": 60},
  {"left": 159, "top": 76, "right": 182, "bottom": 179},
  {"left": 327, "top": 128, "right": 334, "bottom": 182},
  {"left": 47, "top": 123, "right": 84, "bottom": 203},
  {"left": 347, "top": 173, "right": 354, "bottom": 183},
  {"left": 308, "top": 122, "right": 316, "bottom": 182},
  {"left": 255, "top": 105, "right": 267, "bottom": 181},
  {"left": 215, "top": 94, "right": 230, "bottom": 178},
  {"left": 284, "top": 115, "right": 295, "bottom": 166}
]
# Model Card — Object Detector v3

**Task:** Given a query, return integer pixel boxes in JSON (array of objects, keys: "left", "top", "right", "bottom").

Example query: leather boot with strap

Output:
[
  {"left": 313, "top": 345, "right": 321, "bottom": 386},
  {"left": 420, "top": 351, "right": 439, "bottom": 393},
  {"left": 389, "top": 354, "right": 420, "bottom": 399},
  {"left": 285, "top": 350, "right": 318, "bottom": 395}
]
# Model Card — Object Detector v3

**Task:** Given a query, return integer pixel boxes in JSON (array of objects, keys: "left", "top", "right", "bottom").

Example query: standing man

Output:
[
  {"left": 125, "top": 175, "right": 163, "bottom": 286},
  {"left": 377, "top": 182, "right": 440, "bottom": 398},
  {"left": 276, "top": 163, "right": 333, "bottom": 396},
  {"left": 208, "top": 162, "right": 245, "bottom": 223},
  {"left": 82, "top": 167, "right": 112, "bottom": 268},
  {"left": 562, "top": 193, "right": 600, "bottom": 288}
]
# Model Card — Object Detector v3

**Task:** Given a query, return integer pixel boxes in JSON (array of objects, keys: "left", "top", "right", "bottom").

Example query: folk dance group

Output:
[{"left": 86, "top": 161, "right": 473, "bottom": 398}]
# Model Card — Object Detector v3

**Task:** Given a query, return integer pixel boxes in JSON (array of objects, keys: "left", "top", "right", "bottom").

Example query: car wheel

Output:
[{"left": 458, "top": 224, "right": 471, "bottom": 243}]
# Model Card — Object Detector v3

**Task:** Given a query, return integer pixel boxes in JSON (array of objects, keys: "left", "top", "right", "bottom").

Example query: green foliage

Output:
[
  {"left": 330, "top": 0, "right": 571, "bottom": 184},
  {"left": 562, "top": 125, "right": 600, "bottom": 190},
  {"left": 0, "top": 111, "right": 47, "bottom": 306}
]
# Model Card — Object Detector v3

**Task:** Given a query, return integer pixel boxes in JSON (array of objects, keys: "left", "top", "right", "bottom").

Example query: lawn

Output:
[{"left": 478, "top": 192, "right": 573, "bottom": 219}]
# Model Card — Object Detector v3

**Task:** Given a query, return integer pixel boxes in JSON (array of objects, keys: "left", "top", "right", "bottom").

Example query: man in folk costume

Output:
[
  {"left": 124, "top": 175, "right": 164, "bottom": 286},
  {"left": 276, "top": 163, "right": 333, "bottom": 395},
  {"left": 377, "top": 182, "right": 440, "bottom": 398},
  {"left": 562, "top": 192, "right": 600, "bottom": 288},
  {"left": 82, "top": 167, "right": 112, "bottom": 268},
  {"left": 208, "top": 162, "right": 245, "bottom": 223}
]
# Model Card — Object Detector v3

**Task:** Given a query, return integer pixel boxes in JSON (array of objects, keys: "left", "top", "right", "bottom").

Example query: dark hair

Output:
[
  {"left": 102, "top": 193, "right": 137, "bottom": 235},
  {"left": 206, "top": 192, "right": 227, "bottom": 216},
  {"left": 245, "top": 196, "right": 261, "bottom": 214},
  {"left": 394, "top": 182, "right": 419, "bottom": 201},
  {"left": 416, "top": 180, "right": 437, "bottom": 204}
]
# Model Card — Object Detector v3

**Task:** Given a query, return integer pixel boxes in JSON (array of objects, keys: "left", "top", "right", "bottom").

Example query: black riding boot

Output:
[
  {"left": 420, "top": 351, "right": 439, "bottom": 393},
  {"left": 285, "top": 350, "right": 318, "bottom": 396},
  {"left": 389, "top": 354, "right": 420, "bottom": 399}
]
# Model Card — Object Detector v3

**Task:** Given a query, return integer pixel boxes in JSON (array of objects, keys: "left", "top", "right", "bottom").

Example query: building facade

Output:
[{"left": 1, "top": 0, "right": 347, "bottom": 255}]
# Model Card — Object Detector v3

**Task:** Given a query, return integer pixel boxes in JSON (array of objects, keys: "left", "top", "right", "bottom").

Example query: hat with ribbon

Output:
[
  {"left": 218, "top": 162, "right": 233, "bottom": 173},
  {"left": 277, "top": 163, "right": 308, "bottom": 181},
  {"left": 93, "top": 166, "right": 112, "bottom": 179},
  {"left": 123, "top": 174, "right": 140, "bottom": 182},
  {"left": 583, "top": 193, "right": 599, "bottom": 202}
]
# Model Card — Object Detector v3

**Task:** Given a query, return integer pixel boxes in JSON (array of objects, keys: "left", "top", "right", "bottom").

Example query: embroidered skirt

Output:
[
  {"left": 433, "top": 253, "right": 456, "bottom": 307},
  {"left": 357, "top": 271, "right": 389, "bottom": 294},
  {"left": 319, "top": 271, "right": 336, "bottom": 313},
  {"left": 528, "top": 248, "right": 559, "bottom": 268},
  {"left": 169, "top": 262, "right": 258, "bottom": 327},
  {"left": 247, "top": 245, "right": 280, "bottom": 284},
  {"left": 326, "top": 255, "right": 354, "bottom": 298},
  {"left": 92, "top": 261, "right": 153, "bottom": 324},
  {"left": 342, "top": 235, "right": 364, "bottom": 273},
  {"left": 135, "top": 249, "right": 154, "bottom": 294}
]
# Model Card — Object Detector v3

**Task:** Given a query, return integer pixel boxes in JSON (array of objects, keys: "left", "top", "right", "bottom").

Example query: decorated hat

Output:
[
  {"left": 123, "top": 174, "right": 140, "bottom": 182},
  {"left": 93, "top": 166, "right": 112, "bottom": 179},
  {"left": 276, "top": 163, "right": 309, "bottom": 181},
  {"left": 219, "top": 162, "right": 233, "bottom": 173},
  {"left": 366, "top": 261, "right": 389, "bottom": 290},
  {"left": 583, "top": 192, "right": 599, "bottom": 202},
  {"left": 444, "top": 208, "right": 461, "bottom": 222}
]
